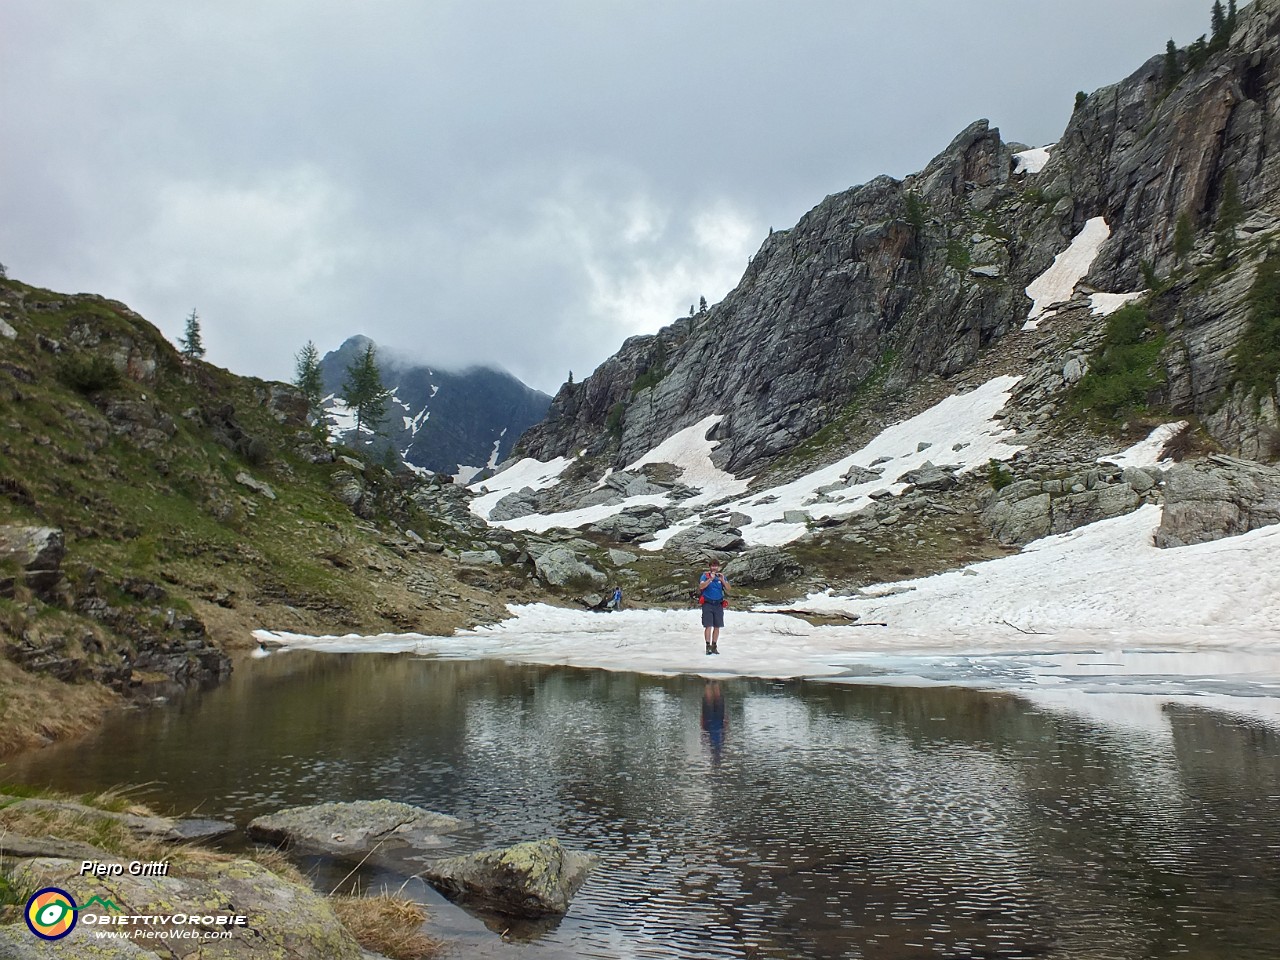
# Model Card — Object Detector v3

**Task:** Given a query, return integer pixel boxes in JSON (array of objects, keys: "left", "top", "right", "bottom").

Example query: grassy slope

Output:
[{"left": 0, "top": 279, "right": 528, "bottom": 755}]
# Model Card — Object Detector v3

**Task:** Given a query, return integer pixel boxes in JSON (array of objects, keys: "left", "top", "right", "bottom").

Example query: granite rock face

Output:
[
  {"left": 0, "top": 524, "right": 65, "bottom": 599},
  {"left": 1155, "top": 456, "right": 1280, "bottom": 547},
  {"left": 520, "top": 121, "right": 1025, "bottom": 475},
  {"left": 981, "top": 466, "right": 1153, "bottom": 546},
  {"left": 517, "top": 1, "right": 1280, "bottom": 472}
]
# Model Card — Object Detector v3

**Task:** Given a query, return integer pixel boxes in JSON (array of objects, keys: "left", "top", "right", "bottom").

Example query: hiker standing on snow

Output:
[{"left": 698, "top": 560, "right": 729, "bottom": 655}]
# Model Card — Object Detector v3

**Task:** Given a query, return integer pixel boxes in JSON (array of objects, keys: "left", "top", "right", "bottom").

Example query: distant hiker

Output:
[
  {"left": 608, "top": 586, "right": 623, "bottom": 611},
  {"left": 698, "top": 560, "right": 729, "bottom": 654}
]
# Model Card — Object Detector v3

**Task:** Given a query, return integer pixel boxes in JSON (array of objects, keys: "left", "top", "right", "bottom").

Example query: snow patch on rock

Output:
[
  {"left": 1023, "top": 217, "right": 1110, "bottom": 328},
  {"left": 1013, "top": 144, "right": 1053, "bottom": 174},
  {"left": 1098, "top": 422, "right": 1189, "bottom": 469}
]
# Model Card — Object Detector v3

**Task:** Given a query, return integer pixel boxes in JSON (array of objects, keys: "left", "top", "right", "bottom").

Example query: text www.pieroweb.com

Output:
[{"left": 92, "top": 927, "right": 234, "bottom": 942}]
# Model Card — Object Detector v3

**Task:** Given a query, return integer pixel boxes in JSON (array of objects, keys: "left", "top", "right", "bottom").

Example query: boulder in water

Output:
[
  {"left": 247, "top": 799, "right": 461, "bottom": 858},
  {"left": 424, "top": 837, "right": 595, "bottom": 919}
]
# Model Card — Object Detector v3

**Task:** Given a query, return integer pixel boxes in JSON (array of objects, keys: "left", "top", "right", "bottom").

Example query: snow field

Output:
[
  {"left": 468, "top": 454, "right": 578, "bottom": 518},
  {"left": 470, "top": 376, "right": 1025, "bottom": 548},
  {"left": 256, "top": 504, "right": 1280, "bottom": 735},
  {"left": 1089, "top": 290, "right": 1145, "bottom": 317}
]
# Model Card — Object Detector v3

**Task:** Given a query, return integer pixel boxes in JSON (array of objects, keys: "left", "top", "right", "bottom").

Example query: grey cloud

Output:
[{"left": 1, "top": 0, "right": 1215, "bottom": 393}]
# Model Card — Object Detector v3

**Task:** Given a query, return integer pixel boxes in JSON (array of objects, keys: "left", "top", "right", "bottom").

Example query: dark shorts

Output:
[{"left": 701, "top": 603, "right": 725, "bottom": 628}]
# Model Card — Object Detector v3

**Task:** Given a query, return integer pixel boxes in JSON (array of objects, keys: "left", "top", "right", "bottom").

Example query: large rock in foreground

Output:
[
  {"left": 247, "top": 799, "right": 461, "bottom": 858},
  {"left": 723, "top": 546, "right": 804, "bottom": 585},
  {"left": 8, "top": 855, "right": 365, "bottom": 959},
  {"left": 0, "top": 923, "right": 159, "bottom": 958},
  {"left": 424, "top": 838, "right": 595, "bottom": 919}
]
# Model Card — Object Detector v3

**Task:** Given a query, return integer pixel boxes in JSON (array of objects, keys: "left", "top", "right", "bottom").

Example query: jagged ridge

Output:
[{"left": 518, "top": 0, "right": 1280, "bottom": 473}]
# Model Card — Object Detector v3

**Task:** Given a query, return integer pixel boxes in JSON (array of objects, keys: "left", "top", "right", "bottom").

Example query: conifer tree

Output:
[
  {"left": 1228, "top": 0, "right": 1238, "bottom": 31},
  {"left": 1164, "top": 39, "right": 1181, "bottom": 90},
  {"left": 699, "top": 295, "right": 708, "bottom": 313},
  {"left": 1174, "top": 212, "right": 1196, "bottom": 261},
  {"left": 1211, "top": 0, "right": 1227, "bottom": 48},
  {"left": 1187, "top": 35, "right": 1209, "bottom": 70},
  {"left": 1216, "top": 170, "right": 1244, "bottom": 256},
  {"left": 178, "top": 308, "right": 206, "bottom": 359},
  {"left": 293, "top": 340, "right": 324, "bottom": 415},
  {"left": 341, "top": 342, "right": 391, "bottom": 438}
]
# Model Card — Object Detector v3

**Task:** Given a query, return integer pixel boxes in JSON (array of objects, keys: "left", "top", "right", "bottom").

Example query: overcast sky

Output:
[{"left": 2, "top": 1, "right": 1216, "bottom": 394}]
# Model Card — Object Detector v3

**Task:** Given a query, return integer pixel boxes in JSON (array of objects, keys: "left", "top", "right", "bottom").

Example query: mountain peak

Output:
[{"left": 317, "top": 341, "right": 550, "bottom": 475}]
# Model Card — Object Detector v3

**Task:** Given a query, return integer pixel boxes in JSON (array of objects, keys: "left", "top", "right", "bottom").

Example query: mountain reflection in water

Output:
[{"left": 8, "top": 652, "right": 1280, "bottom": 959}]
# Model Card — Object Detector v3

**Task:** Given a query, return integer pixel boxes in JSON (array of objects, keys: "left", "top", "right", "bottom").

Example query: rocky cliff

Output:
[
  {"left": 319, "top": 335, "right": 551, "bottom": 478},
  {"left": 518, "top": 0, "right": 1280, "bottom": 473}
]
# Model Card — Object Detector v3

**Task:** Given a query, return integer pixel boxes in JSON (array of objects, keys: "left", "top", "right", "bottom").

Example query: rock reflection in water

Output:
[{"left": 6, "top": 653, "right": 1280, "bottom": 959}]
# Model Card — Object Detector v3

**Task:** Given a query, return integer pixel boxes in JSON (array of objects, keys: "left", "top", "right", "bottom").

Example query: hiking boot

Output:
[
  {"left": 711, "top": 644, "right": 719, "bottom": 655},
  {"left": 705, "top": 642, "right": 712, "bottom": 655}
]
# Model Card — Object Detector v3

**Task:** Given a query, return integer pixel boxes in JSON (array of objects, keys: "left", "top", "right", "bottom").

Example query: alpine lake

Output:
[{"left": 5, "top": 649, "right": 1280, "bottom": 960}]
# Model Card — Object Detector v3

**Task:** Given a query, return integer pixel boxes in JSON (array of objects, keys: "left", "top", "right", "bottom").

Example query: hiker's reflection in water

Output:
[{"left": 701, "top": 681, "right": 727, "bottom": 765}]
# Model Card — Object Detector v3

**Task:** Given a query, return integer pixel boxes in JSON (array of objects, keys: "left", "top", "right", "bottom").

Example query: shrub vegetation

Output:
[
  {"left": 1232, "top": 251, "right": 1280, "bottom": 401},
  {"left": 1070, "top": 303, "right": 1167, "bottom": 422},
  {"left": 57, "top": 353, "right": 122, "bottom": 394},
  {"left": 987, "top": 459, "right": 1014, "bottom": 491}
]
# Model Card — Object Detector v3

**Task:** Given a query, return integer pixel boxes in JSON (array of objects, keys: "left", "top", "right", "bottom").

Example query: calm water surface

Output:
[{"left": 7, "top": 652, "right": 1280, "bottom": 959}]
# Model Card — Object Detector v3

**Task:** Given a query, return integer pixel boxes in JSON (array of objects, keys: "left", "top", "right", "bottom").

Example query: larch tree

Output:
[
  {"left": 293, "top": 340, "right": 324, "bottom": 416},
  {"left": 1174, "top": 212, "right": 1196, "bottom": 261},
  {"left": 340, "top": 342, "right": 391, "bottom": 438},
  {"left": 178, "top": 308, "right": 206, "bottom": 359}
]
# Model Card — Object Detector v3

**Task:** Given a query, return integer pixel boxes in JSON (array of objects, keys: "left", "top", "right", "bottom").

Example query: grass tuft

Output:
[
  {"left": 0, "top": 868, "right": 29, "bottom": 924},
  {"left": 331, "top": 892, "right": 443, "bottom": 960},
  {"left": 0, "top": 659, "right": 118, "bottom": 757}
]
